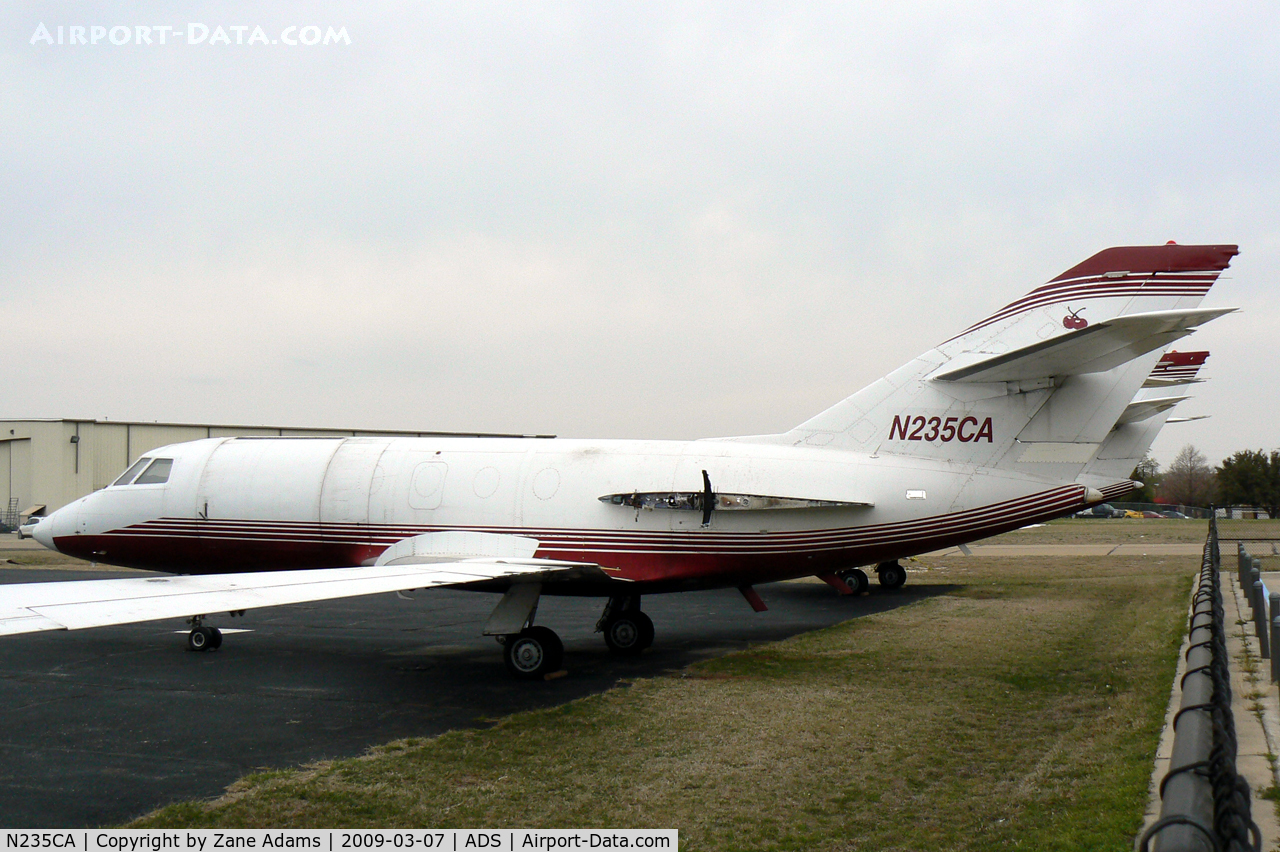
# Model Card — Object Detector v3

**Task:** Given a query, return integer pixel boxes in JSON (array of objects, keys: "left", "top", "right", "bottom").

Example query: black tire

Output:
[
  {"left": 603, "top": 611, "right": 655, "bottom": 655},
  {"left": 187, "top": 626, "right": 213, "bottom": 652},
  {"left": 504, "top": 627, "right": 563, "bottom": 679},
  {"left": 877, "top": 562, "right": 907, "bottom": 590},
  {"left": 839, "top": 568, "right": 870, "bottom": 595},
  {"left": 208, "top": 628, "right": 223, "bottom": 650}
]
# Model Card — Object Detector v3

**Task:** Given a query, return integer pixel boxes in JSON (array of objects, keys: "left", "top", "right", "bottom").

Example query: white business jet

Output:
[{"left": 4, "top": 243, "right": 1237, "bottom": 678}]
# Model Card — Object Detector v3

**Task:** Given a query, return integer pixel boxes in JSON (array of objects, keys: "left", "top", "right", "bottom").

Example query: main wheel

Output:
[
  {"left": 877, "top": 562, "right": 907, "bottom": 590},
  {"left": 503, "top": 626, "right": 564, "bottom": 679},
  {"left": 839, "top": 568, "right": 870, "bottom": 595},
  {"left": 603, "top": 611, "right": 655, "bottom": 655},
  {"left": 208, "top": 628, "right": 223, "bottom": 650},
  {"left": 187, "top": 626, "right": 214, "bottom": 652}
]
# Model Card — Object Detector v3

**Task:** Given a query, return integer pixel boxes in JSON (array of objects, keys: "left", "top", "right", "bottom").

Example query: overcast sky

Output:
[{"left": 3, "top": 2, "right": 1277, "bottom": 469}]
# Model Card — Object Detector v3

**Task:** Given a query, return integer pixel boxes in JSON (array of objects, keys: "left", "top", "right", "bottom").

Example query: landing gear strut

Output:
[
  {"left": 876, "top": 561, "right": 907, "bottom": 590},
  {"left": 597, "top": 595, "right": 654, "bottom": 655}
]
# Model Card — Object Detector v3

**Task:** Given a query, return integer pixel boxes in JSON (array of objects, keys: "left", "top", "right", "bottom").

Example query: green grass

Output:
[
  {"left": 982, "top": 517, "right": 1211, "bottom": 544},
  {"left": 133, "top": 553, "right": 1192, "bottom": 851}
]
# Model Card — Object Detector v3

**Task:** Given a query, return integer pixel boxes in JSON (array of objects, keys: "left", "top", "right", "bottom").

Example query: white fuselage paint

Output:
[{"left": 37, "top": 435, "right": 1088, "bottom": 593}]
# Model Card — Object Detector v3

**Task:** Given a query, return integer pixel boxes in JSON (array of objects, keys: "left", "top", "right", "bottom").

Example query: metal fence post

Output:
[
  {"left": 1272, "top": 615, "right": 1280, "bottom": 683},
  {"left": 1260, "top": 588, "right": 1272, "bottom": 658},
  {"left": 1253, "top": 580, "right": 1266, "bottom": 649}
]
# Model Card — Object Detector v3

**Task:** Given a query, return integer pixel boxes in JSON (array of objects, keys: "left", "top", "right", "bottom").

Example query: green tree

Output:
[
  {"left": 1128, "top": 455, "right": 1160, "bottom": 502},
  {"left": 1216, "top": 449, "right": 1280, "bottom": 517}
]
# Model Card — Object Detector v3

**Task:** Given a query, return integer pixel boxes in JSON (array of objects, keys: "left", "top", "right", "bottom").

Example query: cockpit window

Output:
[
  {"left": 112, "top": 458, "right": 152, "bottom": 487},
  {"left": 133, "top": 458, "right": 173, "bottom": 485}
]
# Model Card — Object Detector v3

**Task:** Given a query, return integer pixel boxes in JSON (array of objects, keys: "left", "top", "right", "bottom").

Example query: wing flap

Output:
[
  {"left": 0, "top": 555, "right": 598, "bottom": 637},
  {"left": 935, "top": 308, "right": 1235, "bottom": 383}
]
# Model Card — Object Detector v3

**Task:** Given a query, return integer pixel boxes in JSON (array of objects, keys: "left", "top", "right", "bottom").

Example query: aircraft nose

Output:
[
  {"left": 32, "top": 503, "right": 73, "bottom": 551},
  {"left": 32, "top": 514, "right": 56, "bottom": 550}
]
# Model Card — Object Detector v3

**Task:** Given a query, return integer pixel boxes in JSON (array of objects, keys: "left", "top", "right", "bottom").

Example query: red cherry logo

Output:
[{"left": 1063, "top": 306, "right": 1088, "bottom": 330}]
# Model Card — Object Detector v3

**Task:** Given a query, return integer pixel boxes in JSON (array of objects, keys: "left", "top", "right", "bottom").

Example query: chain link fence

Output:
[{"left": 1215, "top": 510, "right": 1280, "bottom": 574}]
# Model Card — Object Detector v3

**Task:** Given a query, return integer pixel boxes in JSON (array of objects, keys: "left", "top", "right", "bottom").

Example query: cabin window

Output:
[
  {"left": 112, "top": 458, "right": 152, "bottom": 487},
  {"left": 133, "top": 458, "right": 173, "bottom": 485}
]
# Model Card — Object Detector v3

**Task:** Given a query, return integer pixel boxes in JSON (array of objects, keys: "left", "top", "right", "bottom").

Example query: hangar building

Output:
[{"left": 0, "top": 419, "right": 540, "bottom": 527}]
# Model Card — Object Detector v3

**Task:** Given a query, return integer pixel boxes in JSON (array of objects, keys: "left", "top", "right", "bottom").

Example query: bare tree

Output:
[{"left": 1161, "top": 444, "right": 1215, "bottom": 508}]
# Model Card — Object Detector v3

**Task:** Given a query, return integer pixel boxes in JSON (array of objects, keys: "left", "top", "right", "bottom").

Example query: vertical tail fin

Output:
[{"left": 731, "top": 244, "right": 1237, "bottom": 482}]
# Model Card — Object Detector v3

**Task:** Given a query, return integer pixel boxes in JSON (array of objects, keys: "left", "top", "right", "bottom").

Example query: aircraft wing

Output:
[
  {"left": 934, "top": 308, "right": 1236, "bottom": 383},
  {"left": 0, "top": 532, "right": 604, "bottom": 637}
]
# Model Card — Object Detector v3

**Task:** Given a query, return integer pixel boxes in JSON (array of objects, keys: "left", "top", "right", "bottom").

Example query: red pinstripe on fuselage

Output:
[{"left": 51, "top": 483, "right": 1090, "bottom": 594}]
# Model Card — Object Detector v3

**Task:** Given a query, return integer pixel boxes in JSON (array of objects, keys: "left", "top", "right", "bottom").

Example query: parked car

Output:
[
  {"left": 1122, "top": 509, "right": 1144, "bottom": 519},
  {"left": 17, "top": 516, "right": 44, "bottom": 539},
  {"left": 1141, "top": 511, "right": 1166, "bottom": 519},
  {"left": 1080, "top": 503, "right": 1124, "bottom": 519},
  {"left": 1162, "top": 510, "right": 1190, "bottom": 519}
]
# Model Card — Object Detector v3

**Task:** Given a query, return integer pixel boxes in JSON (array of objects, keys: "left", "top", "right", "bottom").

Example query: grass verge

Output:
[
  {"left": 133, "top": 554, "right": 1191, "bottom": 850},
  {"left": 983, "top": 517, "right": 1211, "bottom": 545}
]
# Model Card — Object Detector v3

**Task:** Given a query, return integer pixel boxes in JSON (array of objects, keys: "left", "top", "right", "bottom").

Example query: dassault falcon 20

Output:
[{"left": 4, "top": 243, "right": 1238, "bottom": 678}]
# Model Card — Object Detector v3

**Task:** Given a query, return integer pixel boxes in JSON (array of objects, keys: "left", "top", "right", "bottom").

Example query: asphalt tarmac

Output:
[{"left": 0, "top": 562, "right": 948, "bottom": 828}]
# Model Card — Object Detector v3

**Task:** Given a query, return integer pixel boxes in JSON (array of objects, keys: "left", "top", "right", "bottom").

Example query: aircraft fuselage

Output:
[{"left": 38, "top": 435, "right": 1089, "bottom": 593}]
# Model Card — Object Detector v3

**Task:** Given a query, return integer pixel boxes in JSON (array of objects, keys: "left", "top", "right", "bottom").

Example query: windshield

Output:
[
  {"left": 133, "top": 458, "right": 173, "bottom": 485},
  {"left": 112, "top": 457, "right": 173, "bottom": 486},
  {"left": 112, "top": 458, "right": 151, "bottom": 487}
]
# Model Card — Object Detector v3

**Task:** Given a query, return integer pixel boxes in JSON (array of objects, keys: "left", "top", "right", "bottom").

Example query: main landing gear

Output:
[
  {"left": 838, "top": 568, "right": 870, "bottom": 595},
  {"left": 186, "top": 616, "right": 223, "bottom": 652},
  {"left": 490, "top": 590, "right": 657, "bottom": 680},
  {"left": 598, "top": 596, "right": 655, "bottom": 656},
  {"left": 502, "top": 626, "right": 564, "bottom": 679},
  {"left": 876, "top": 560, "right": 907, "bottom": 590},
  {"left": 832, "top": 562, "right": 907, "bottom": 595}
]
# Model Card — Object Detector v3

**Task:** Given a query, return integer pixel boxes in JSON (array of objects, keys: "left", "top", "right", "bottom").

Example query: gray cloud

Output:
[{"left": 3, "top": 2, "right": 1277, "bottom": 466}]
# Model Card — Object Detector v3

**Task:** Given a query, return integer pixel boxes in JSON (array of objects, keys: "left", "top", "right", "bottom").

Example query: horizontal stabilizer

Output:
[
  {"left": 1142, "top": 377, "right": 1204, "bottom": 388},
  {"left": 0, "top": 545, "right": 604, "bottom": 637},
  {"left": 1143, "top": 350, "right": 1209, "bottom": 387},
  {"left": 1116, "top": 395, "right": 1189, "bottom": 425},
  {"left": 1167, "top": 415, "right": 1209, "bottom": 423},
  {"left": 935, "top": 308, "right": 1235, "bottom": 383}
]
